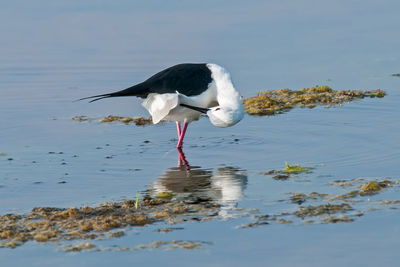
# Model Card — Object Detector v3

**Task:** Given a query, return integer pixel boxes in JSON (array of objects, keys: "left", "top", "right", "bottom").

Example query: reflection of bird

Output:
[
  {"left": 80, "top": 63, "right": 244, "bottom": 148},
  {"left": 152, "top": 165, "right": 247, "bottom": 209}
]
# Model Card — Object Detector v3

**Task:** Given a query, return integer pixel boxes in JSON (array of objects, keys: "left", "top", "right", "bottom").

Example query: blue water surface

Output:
[{"left": 1, "top": 1, "right": 400, "bottom": 266}]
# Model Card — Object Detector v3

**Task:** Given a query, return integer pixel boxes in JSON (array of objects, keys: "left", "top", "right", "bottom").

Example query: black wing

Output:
[{"left": 79, "top": 63, "right": 212, "bottom": 102}]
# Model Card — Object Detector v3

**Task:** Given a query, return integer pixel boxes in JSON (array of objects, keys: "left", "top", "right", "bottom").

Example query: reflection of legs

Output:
[
  {"left": 177, "top": 147, "right": 190, "bottom": 170},
  {"left": 176, "top": 122, "right": 188, "bottom": 148},
  {"left": 176, "top": 122, "right": 181, "bottom": 166}
]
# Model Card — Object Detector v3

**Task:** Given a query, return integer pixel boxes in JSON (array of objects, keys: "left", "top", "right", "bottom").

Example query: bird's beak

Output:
[{"left": 180, "top": 103, "right": 209, "bottom": 114}]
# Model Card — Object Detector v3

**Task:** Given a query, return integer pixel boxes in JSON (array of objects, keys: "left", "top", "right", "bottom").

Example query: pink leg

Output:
[
  {"left": 176, "top": 122, "right": 188, "bottom": 148},
  {"left": 176, "top": 122, "right": 181, "bottom": 137}
]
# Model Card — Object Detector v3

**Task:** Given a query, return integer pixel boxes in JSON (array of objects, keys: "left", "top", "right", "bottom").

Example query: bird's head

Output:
[
  {"left": 206, "top": 106, "right": 244, "bottom": 127},
  {"left": 180, "top": 104, "right": 244, "bottom": 128}
]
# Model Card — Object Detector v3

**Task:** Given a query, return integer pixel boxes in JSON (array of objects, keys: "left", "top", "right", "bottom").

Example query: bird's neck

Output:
[{"left": 207, "top": 64, "right": 243, "bottom": 109}]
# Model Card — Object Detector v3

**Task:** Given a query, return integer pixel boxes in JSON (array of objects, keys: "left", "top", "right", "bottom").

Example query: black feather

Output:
[{"left": 79, "top": 63, "right": 212, "bottom": 102}]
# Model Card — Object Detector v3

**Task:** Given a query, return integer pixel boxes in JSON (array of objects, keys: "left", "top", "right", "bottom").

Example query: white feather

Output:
[{"left": 142, "top": 93, "right": 178, "bottom": 123}]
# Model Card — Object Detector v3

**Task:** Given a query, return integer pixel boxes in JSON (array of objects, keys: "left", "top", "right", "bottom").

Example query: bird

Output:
[{"left": 80, "top": 63, "right": 244, "bottom": 148}]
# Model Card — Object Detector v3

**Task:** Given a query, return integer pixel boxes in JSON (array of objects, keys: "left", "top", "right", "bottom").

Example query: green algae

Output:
[
  {"left": 260, "top": 162, "right": 314, "bottom": 178},
  {"left": 359, "top": 181, "right": 392, "bottom": 196},
  {"left": 360, "top": 181, "right": 381, "bottom": 195},
  {"left": 284, "top": 162, "right": 313, "bottom": 174},
  {"left": 155, "top": 192, "right": 174, "bottom": 200}
]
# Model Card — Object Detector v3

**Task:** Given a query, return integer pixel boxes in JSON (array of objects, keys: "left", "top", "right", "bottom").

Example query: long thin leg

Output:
[
  {"left": 176, "top": 122, "right": 181, "bottom": 137},
  {"left": 176, "top": 122, "right": 188, "bottom": 148}
]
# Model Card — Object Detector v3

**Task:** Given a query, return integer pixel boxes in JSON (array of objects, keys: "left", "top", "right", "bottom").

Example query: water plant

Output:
[{"left": 135, "top": 192, "right": 140, "bottom": 209}]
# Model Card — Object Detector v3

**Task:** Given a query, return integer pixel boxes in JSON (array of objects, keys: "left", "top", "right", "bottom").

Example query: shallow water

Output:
[{"left": 1, "top": 1, "right": 400, "bottom": 266}]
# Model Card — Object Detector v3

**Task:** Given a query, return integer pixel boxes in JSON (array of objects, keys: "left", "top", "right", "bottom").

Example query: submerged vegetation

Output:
[
  {"left": 0, "top": 193, "right": 221, "bottom": 250},
  {"left": 284, "top": 162, "right": 314, "bottom": 175},
  {"left": 0, "top": 167, "right": 398, "bottom": 250},
  {"left": 259, "top": 162, "right": 314, "bottom": 178},
  {"left": 60, "top": 240, "right": 208, "bottom": 252},
  {"left": 71, "top": 115, "right": 152, "bottom": 126},
  {"left": 243, "top": 86, "right": 385, "bottom": 116}
]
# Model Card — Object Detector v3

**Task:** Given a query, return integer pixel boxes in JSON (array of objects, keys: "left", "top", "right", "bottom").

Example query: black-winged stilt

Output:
[{"left": 80, "top": 63, "right": 244, "bottom": 148}]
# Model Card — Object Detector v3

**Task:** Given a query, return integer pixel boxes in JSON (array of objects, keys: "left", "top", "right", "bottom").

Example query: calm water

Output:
[{"left": 1, "top": 1, "right": 400, "bottom": 266}]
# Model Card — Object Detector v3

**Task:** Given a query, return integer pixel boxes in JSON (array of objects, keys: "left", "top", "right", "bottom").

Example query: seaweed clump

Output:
[
  {"left": 243, "top": 86, "right": 385, "bottom": 116},
  {"left": 290, "top": 192, "right": 327, "bottom": 205},
  {"left": 133, "top": 240, "right": 208, "bottom": 250},
  {"left": 359, "top": 180, "right": 391, "bottom": 196},
  {"left": 294, "top": 203, "right": 352, "bottom": 218},
  {"left": 71, "top": 116, "right": 92, "bottom": 122},
  {"left": 260, "top": 162, "right": 314, "bottom": 178},
  {"left": 98, "top": 115, "right": 152, "bottom": 126},
  {"left": 71, "top": 115, "right": 152, "bottom": 126},
  {"left": 0, "top": 194, "right": 221, "bottom": 249}
]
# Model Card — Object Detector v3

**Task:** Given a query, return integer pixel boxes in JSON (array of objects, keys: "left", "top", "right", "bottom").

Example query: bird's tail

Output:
[
  {"left": 77, "top": 82, "right": 148, "bottom": 102},
  {"left": 78, "top": 93, "right": 115, "bottom": 103}
]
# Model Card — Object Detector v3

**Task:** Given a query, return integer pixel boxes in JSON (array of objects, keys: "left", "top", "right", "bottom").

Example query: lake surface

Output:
[{"left": 1, "top": 1, "right": 400, "bottom": 266}]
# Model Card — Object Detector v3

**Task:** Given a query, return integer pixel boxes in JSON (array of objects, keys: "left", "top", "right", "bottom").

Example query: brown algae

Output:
[
  {"left": 0, "top": 170, "right": 398, "bottom": 249},
  {"left": 0, "top": 195, "right": 222, "bottom": 249},
  {"left": 289, "top": 192, "right": 327, "bottom": 205},
  {"left": 241, "top": 175, "right": 398, "bottom": 226},
  {"left": 294, "top": 203, "right": 353, "bottom": 218},
  {"left": 359, "top": 180, "right": 391, "bottom": 196},
  {"left": 243, "top": 86, "right": 385, "bottom": 116},
  {"left": 63, "top": 242, "right": 96, "bottom": 252},
  {"left": 71, "top": 116, "right": 93, "bottom": 122},
  {"left": 133, "top": 240, "right": 207, "bottom": 251},
  {"left": 98, "top": 115, "right": 152, "bottom": 126},
  {"left": 322, "top": 215, "right": 354, "bottom": 223},
  {"left": 71, "top": 115, "right": 152, "bottom": 126}
]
